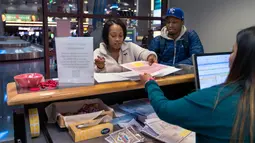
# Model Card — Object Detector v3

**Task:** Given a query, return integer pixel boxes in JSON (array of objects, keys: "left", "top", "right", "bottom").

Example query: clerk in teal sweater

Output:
[{"left": 140, "top": 26, "right": 255, "bottom": 143}]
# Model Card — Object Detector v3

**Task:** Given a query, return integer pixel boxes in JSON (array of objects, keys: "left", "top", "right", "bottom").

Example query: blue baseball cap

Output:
[{"left": 165, "top": 8, "right": 184, "bottom": 21}]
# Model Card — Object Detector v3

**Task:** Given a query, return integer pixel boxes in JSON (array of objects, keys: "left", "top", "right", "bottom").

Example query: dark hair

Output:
[
  {"left": 227, "top": 26, "right": 255, "bottom": 83},
  {"left": 219, "top": 26, "right": 255, "bottom": 143},
  {"left": 102, "top": 18, "right": 127, "bottom": 46}
]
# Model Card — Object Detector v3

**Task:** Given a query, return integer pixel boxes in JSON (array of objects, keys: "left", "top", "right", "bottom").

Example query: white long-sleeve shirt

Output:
[{"left": 94, "top": 42, "right": 157, "bottom": 73}]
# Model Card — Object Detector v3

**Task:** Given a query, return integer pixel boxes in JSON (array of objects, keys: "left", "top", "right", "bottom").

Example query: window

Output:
[{"left": 42, "top": 0, "right": 167, "bottom": 78}]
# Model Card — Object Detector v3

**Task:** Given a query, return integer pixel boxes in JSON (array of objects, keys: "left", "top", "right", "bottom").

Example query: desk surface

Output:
[{"left": 7, "top": 74, "right": 194, "bottom": 106}]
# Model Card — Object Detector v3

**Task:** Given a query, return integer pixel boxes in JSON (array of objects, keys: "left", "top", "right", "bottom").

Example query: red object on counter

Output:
[
  {"left": 30, "top": 87, "right": 41, "bottom": 91},
  {"left": 39, "top": 80, "right": 58, "bottom": 89},
  {"left": 14, "top": 73, "right": 44, "bottom": 88}
]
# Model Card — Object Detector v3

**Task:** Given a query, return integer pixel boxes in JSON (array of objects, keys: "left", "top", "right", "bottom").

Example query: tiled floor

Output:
[{"left": 0, "top": 59, "right": 57, "bottom": 142}]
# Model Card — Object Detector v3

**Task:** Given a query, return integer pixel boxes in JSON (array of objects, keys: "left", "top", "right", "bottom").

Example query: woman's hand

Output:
[
  {"left": 147, "top": 54, "right": 157, "bottom": 65},
  {"left": 140, "top": 73, "right": 153, "bottom": 84},
  {"left": 95, "top": 56, "right": 105, "bottom": 69}
]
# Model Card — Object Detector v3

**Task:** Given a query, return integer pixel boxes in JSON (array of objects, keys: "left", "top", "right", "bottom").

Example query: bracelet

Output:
[
  {"left": 149, "top": 77, "right": 155, "bottom": 81},
  {"left": 145, "top": 77, "right": 155, "bottom": 84}
]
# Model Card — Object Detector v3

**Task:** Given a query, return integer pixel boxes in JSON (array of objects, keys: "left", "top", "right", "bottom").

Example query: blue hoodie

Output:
[{"left": 149, "top": 26, "right": 204, "bottom": 66}]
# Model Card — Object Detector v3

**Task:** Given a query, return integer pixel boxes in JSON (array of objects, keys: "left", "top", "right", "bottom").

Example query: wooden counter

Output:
[{"left": 7, "top": 74, "right": 194, "bottom": 106}]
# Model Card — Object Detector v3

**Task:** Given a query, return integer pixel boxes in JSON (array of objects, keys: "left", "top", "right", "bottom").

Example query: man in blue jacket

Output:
[{"left": 149, "top": 8, "right": 204, "bottom": 66}]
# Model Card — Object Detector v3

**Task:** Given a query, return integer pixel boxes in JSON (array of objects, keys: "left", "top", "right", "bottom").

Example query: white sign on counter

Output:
[{"left": 55, "top": 37, "right": 94, "bottom": 87}]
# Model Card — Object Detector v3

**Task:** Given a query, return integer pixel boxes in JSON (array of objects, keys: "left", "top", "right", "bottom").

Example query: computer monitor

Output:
[{"left": 193, "top": 52, "right": 231, "bottom": 90}]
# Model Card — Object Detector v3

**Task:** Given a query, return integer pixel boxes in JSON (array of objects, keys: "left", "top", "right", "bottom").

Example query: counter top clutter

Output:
[
  {"left": 14, "top": 73, "right": 59, "bottom": 92},
  {"left": 7, "top": 68, "right": 195, "bottom": 142},
  {"left": 43, "top": 98, "right": 195, "bottom": 143},
  {"left": 7, "top": 74, "right": 194, "bottom": 106},
  {"left": 108, "top": 98, "right": 196, "bottom": 143}
]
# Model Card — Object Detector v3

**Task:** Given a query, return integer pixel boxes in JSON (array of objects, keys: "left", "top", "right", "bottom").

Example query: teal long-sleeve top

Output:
[{"left": 145, "top": 80, "right": 245, "bottom": 143}]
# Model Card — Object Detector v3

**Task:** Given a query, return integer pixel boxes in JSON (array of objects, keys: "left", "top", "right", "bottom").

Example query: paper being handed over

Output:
[{"left": 121, "top": 61, "right": 180, "bottom": 77}]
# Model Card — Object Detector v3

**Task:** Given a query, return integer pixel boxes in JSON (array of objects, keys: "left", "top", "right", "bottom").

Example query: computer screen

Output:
[{"left": 193, "top": 53, "right": 231, "bottom": 89}]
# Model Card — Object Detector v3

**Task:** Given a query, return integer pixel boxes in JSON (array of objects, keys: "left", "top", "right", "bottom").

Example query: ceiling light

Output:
[{"left": 123, "top": 2, "right": 129, "bottom": 6}]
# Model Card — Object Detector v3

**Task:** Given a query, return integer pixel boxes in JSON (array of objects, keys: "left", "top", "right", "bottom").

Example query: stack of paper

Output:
[
  {"left": 94, "top": 71, "right": 140, "bottom": 83},
  {"left": 141, "top": 117, "right": 194, "bottom": 143},
  {"left": 109, "top": 99, "right": 196, "bottom": 143},
  {"left": 114, "top": 71, "right": 140, "bottom": 80},
  {"left": 118, "top": 99, "right": 155, "bottom": 123},
  {"left": 110, "top": 114, "right": 136, "bottom": 126},
  {"left": 110, "top": 104, "right": 136, "bottom": 126},
  {"left": 94, "top": 61, "right": 180, "bottom": 83},
  {"left": 94, "top": 73, "right": 129, "bottom": 83}
]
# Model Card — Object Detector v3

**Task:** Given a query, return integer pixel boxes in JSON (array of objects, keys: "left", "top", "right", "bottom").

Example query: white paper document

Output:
[
  {"left": 94, "top": 62, "right": 180, "bottom": 83},
  {"left": 94, "top": 71, "right": 140, "bottom": 83},
  {"left": 94, "top": 73, "right": 129, "bottom": 83},
  {"left": 115, "top": 71, "right": 140, "bottom": 79},
  {"left": 55, "top": 37, "right": 94, "bottom": 86},
  {"left": 141, "top": 125, "right": 159, "bottom": 138},
  {"left": 145, "top": 118, "right": 171, "bottom": 135},
  {"left": 153, "top": 66, "right": 181, "bottom": 77}
]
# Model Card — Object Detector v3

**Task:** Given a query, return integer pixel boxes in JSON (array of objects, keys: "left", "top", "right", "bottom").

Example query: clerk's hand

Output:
[
  {"left": 147, "top": 54, "right": 157, "bottom": 66},
  {"left": 95, "top": 56, "right": 105, "bottom": 69},
  {"left": 140, "top": 73, "right": 153, "bottom": 84}
]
